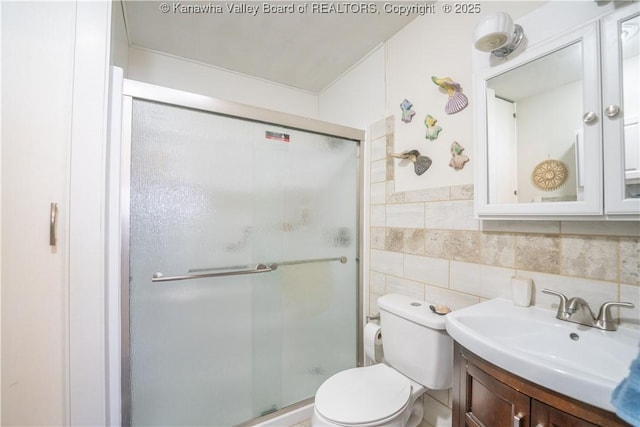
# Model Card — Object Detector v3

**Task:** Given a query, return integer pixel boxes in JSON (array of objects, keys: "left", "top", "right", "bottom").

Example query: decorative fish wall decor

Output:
[
  {"left": 400, "top": 99, "right": 416, "bottom": 123},
  {"left": 391, "top": 150, "right": 432, "bottom": 176},
  {"left": 424, "top": 115, "right": 443, "bottom": 141},
  {"left": 449, "top": 141, "right": 470, "bottom": 170},
  {"left": 432, "top": 76, "right": 469, "bottom": 114}
]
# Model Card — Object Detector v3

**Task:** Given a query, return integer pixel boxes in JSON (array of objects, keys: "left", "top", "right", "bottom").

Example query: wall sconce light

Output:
[{"left": 474, "top": 12, "right": 524, "bottom": 57}]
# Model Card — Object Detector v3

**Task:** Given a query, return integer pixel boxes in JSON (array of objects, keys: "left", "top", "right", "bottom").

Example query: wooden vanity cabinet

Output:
[{"left": 453, "top": 343, "right": 631, "bottom": 427}]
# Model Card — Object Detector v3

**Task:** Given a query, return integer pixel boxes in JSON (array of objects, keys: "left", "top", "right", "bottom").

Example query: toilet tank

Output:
[{"left": 377, "top": 294, "right": 453, "bottom": 389}]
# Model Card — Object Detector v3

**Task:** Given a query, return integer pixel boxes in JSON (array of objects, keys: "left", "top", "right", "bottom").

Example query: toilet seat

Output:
[{"left": 314, "top": 364, "right": 412, "bottom": 425}]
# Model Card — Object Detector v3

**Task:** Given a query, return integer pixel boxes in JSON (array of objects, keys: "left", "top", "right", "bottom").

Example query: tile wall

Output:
[{"left": 367, "top": 116, "right": 640, "bottom": 427}]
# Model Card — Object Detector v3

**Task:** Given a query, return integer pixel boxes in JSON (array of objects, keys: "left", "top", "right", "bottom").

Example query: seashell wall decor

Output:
[
  {"left": 390, "top": 149, "right": 432, "bottom": 176},
  {"left": 449, "top": 141, "right": 470, "bottom": 170},
  {"left": 400, "top": 99, "right": 416, "bottom": 123},
  {"left": 424, "top": 115, "right": 443, "bottom": 141},
  {"left": 431, "top": 76, "right": 469, "bottom": 115}
]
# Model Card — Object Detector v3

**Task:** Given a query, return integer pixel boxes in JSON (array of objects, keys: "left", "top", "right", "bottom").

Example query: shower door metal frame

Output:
[{"left": 119, "top": 79, "right": 365, "bottom": 426}]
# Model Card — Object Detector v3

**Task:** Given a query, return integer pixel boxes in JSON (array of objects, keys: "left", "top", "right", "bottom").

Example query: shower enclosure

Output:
[{"left": 118, "top": 81, "right": 363, "bottom": 426}]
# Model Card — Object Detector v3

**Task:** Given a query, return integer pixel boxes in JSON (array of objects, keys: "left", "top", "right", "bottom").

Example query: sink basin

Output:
[{"left": 445, "top": 298, "right": 640, "bottom": 412}]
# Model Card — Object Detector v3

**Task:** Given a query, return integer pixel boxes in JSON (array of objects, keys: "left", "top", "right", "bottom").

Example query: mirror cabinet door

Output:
[
  {"left": 603, "top": 7, "right": 640, "bottom": 216},
  {"left": 487, "top": 42, "right": 584, "bottom": 205},
  {"left": 477, "top": 23, "right": 602, "bottom": 217}
]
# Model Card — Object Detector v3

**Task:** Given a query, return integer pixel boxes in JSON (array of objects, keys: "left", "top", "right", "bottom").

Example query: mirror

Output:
[
  {"left": 485, "top": 42, "right": 584, "bottom": 205},
  {"left": 622, "top": 15, "right": 640, "bottom": 199}
]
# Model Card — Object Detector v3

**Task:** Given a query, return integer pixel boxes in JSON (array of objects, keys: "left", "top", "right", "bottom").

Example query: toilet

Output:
[{"left": 312, "top": 294, "right": 453, "bottom": 427}]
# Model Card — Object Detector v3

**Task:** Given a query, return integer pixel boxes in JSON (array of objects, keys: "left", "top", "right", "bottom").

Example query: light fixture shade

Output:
[{"left": 474, "top": 12, "right": 515, "bottom": 52}]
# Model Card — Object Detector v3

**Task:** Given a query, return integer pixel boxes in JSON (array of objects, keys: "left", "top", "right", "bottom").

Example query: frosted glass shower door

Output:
[{"left": 127, "top": 99, "right": 358, "bottom": 426}]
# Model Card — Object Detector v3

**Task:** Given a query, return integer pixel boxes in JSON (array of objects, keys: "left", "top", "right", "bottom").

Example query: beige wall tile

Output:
[
  {"left": 371, "top": 182, "right": 386, "bottom": 204},
  {"left": 385, "top": 115, "right": 394, "bottom": 137},
  {"left": 449, "top": 230, "right": 481, "bottom": 262},
  {"left": 369, "top": 118, "right": 387, "bottom": 141},
  {"left": 386, "top": 157, "right": 394, "bottom": 181},
  {"left": 370, "top": 227, "right": 385, "bottom": 250},
  {"left": 424, "top": 285, "right": 480, "bottom": 311},
  {"left": 481, "top": 220, "right": 560, "bottom": 234},
  {"left": 386, "top": 181, "right": 405, "bottom": 203},
  {"left": 371, "top": 249, "right": 403, "bottom": 276},
  {"left": 481, "top": 232, "right": 516, "bottom": 268},
  {"left": 370, "top": 205, "right": 385, "bottom": 227},
  {"left": 620, "top": 237, "right": 640, "bottom": 285},
  {"left": 387, "top": 203, "right": 425, "bottom": 228},
  {"left": 386, "top": 132, "right": 394, "bottom": 155},
  {"left": 404, "top": 228, "right": 426, "bottom": 255},
  {"left": 386, "top": 275, "right": 425, "bottom": 300},
  {"left": 369, "top": 292, "right": 383, "bottom": 315},
  {"left": 450, "top": 184, "right": 474, "bottom": 200},
  {"left": 404, "top": 254, "right": 449, "bottom": 287},
  {"left": 425, "top": 200, "right": 478, "bottom": 231},
  {"left": 425, "top": 230, "right": 451, "bottom": 259},
  {"left": 371, "top": 158, "right": 387, "bottom": 183},
  {"left": 405, "top": 187, "right": 451, "bottom": 203},
  {"left": 450, "top": 262, "right": 515, "bottom": 300},
  {"left": 561, "top": 235, "right": 618, "bottom": 281},
  {"left": 561, "top": 221, "right": 640, "bottom": 237},
  {"left": 385, "top": 228, "right": 404, "bottom": 252},
  {"left": 525, "top": 271, "right": 618, "bottom": 312},
  {"left": 516, "top": 234, "right": 560, "bottom": 274},
  {"left": 370, "top": 136, "right": 386, "bottom": 161},
  {"left": 369, "top": 271, "right": 386, "bottom": 295}
]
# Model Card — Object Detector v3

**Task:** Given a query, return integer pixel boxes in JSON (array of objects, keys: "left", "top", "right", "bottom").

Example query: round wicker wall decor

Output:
[{"left": 532, "top": 159, "right": 568, "bottom": 191}]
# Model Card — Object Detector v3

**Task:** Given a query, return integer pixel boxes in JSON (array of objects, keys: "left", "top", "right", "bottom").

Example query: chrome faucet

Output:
[{"left": 542, "top": 289, "right": 635, "bottom": 331}]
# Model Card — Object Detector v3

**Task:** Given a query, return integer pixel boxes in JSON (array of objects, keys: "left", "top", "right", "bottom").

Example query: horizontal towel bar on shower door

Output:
[
  {"left": 151, "top": 264, "right": 273, "bottom": 283},
  {"left": 270, "top": 256, "right": 348, "bottom": 269},
  {"left": 189, "top": 256, "right": 348, "bottom": 274}
]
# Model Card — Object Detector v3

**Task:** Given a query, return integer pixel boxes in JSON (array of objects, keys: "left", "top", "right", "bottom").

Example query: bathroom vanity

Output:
[{"left": 452, "top": 343, "right": 631, "bottom": 427}]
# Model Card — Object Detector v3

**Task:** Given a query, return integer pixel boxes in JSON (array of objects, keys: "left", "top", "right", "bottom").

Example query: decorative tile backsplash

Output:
[
  {"left": 368, "top": 115, "right": 640, "bottom": 323},
  {"left": 367, "top": 116, "right": 640, "bottom": 427}
]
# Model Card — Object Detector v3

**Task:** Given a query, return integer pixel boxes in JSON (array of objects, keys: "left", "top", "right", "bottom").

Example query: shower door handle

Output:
[{"left": 151, "top": 264, "right": 273, "bottom": 282}]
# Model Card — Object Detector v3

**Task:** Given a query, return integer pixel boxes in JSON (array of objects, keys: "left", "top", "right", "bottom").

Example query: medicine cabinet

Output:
[{"left": 474, "top": 4, "right": 640, "bottom": 220}]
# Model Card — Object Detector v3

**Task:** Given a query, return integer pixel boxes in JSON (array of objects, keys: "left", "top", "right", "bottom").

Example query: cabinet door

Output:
[
  {"left": 461, "top": 360, "right": 530, "bottom": 427},
  {"left": 602, "top": 4, "right": 640, "bottom": 217},
  {"left": 1, "top": 2, "right": 75, "bottom": 424},
  {"left": 475, "top": 22, "right": 603, "bottom": 218},
  {"left": 532, "top": 399, "right": 599, "bottom": 427}
]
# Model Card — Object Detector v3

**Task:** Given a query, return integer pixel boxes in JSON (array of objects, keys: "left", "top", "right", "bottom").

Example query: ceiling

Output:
[{"left": 121, "top": 1, "right": 420, "bottom": 93}]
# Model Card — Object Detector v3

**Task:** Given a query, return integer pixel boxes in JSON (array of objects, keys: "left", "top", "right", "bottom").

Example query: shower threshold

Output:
[{"left": 237, "top": 397, "right": 314, "bottom": 427}]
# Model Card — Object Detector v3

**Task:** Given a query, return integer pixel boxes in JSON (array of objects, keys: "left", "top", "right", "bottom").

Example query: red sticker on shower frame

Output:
[{"left": 265, "top": 131, "right": 290, "bottom": 142}]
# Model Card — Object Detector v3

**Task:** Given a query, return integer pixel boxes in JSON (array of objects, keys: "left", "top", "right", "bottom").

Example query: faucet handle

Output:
[
  {"left": 542, "top": 289, "right": 570, "bottom": 319},
  {"left": 596, "top": 301, "right": 635, "bottom": 331}
]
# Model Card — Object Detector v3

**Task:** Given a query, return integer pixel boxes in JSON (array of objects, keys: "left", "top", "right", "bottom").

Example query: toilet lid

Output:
[{"left": 315, "top": 364, "right": 411, "bottom": 425}]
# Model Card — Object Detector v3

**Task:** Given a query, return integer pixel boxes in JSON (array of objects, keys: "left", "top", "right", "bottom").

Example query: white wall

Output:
[
  {"left": 386, "top": 13, "right": 475, "bottom": 192},
  {"left": 318, "top": 46, "right": 386, "bottom": 129},
  {"left": 385, "top": 2, "right": 542, "bottom": 193},
  {"left": 516, "top": 80, "right": 582, "bottom": 203},
  {"left": 111, "top": 0, "right": 129, "bottom": 74},
  {"left": 128, "top": 47, "right": 319, "bottom": 118}
]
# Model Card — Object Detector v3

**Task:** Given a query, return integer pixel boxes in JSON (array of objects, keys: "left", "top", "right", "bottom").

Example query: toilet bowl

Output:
[
  {"left": 311, "top": 294, "right": 453, "bottom": 427},
  {"left": 312, "top": 364, "right": 425, "bottom": 427}
]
